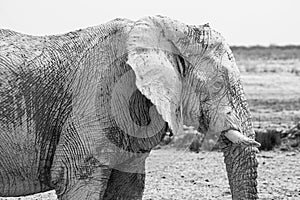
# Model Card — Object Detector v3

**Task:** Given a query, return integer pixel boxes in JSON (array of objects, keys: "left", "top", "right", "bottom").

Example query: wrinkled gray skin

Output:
[{"left": 0, "top": 16, "right": 259, "bottom": 199}]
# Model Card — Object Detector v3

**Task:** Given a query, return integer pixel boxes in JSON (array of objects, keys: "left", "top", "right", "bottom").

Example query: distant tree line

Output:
[
  {"left": 231, "top": 45, "right": 300, "bottom": 51},
  {"left": 230, "top": 45, "right": 300, "bottom": 60}
]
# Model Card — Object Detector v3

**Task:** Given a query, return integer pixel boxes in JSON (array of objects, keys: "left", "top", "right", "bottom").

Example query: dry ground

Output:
[
  {"left": 2, "top": 149, "right": 299, "bottom": 200},
  {"left": 143, "top": 148, "right": 300, "bottom": 200}
]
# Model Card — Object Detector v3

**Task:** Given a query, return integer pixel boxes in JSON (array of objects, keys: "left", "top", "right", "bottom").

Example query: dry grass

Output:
[
  {"left": 237, "top": 59, "right": 300, "bottom": 74},
  {"left": 232, "top": 45, "right": 300, "bottom": 60},
  {"left": 233, "top": 45, "right": 300, "bottom": 75}
]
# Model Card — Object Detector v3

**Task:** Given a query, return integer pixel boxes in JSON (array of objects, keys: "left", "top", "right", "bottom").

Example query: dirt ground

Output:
[
  {"left": 3, "top": 149, "right": 299, "bottom": 200},
  {"left": 143, "top": 148, "right": 300, "bottom": 200}
]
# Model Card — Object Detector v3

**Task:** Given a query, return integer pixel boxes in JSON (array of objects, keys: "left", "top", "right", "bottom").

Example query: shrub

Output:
[
  {"left": 170, "top": 133, "right": 196, "bottom": 149},
  {"left": 189, "top": 135, "right": 202, "bottom": 153},
  {"left": 255, "top": 129, "right": 281, "bottom": 150}
]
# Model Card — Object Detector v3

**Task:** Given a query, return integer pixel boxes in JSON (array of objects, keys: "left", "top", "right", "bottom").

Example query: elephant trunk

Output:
[
  {"left": 223, "top": 78, "right": 259, "bottom": 199},
  {"left": 223, "top": 144, "right": 259, "bottom": 199}
]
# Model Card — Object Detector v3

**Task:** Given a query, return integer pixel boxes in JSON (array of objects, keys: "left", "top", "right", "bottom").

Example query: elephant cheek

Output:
[
  {"left": 209, "top": 106, "right": 240, "bottom": 133},
  {"left": 207, "top": 111, "right": 227, "bottom": 136},
  {"left": 201, "top": 108, "right": 236, "bottom": 150}
]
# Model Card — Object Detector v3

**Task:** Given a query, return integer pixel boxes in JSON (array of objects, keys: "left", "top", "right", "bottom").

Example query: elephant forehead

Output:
[{"left": 195, "top": 70, "right": 210, "bottom": 83}]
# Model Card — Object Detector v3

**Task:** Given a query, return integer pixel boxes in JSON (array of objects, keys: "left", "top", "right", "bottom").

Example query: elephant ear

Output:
[
  {"left": 127, "top": 49, "right": 183, "bottom": 134},
  {"left": 127, "top": 18, "right": 183, "bottom": 134}
]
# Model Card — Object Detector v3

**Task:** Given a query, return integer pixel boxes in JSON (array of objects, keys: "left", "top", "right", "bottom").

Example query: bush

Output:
[
  {"left": 170, "top": 133, "right": 196, "bottom": 149},
  {"left": 255, "top": 129, "right": 281, "bottom": 150},
  {"left": 189, "top": 135, "right": 202, "bottom": 153}
]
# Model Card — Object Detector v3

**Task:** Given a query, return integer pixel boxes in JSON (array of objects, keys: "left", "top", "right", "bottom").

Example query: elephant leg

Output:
[
  {"left": 102, "top": 154, "right": 148, "bottom": 200},
  {"left": 51, "top": 153, "right": 112, "bottom": 200},
  {"left": 65, "top": 166, "right": 111, "bottom": 200},
  {"left": 50, "top": 124, "right": 113, "bottom": 200},
  {"left": 103, "top": 169, "right": 145, "bottom": 200},
  {"left": 222, "top": 142, "right": 259, "bottom": 200}
]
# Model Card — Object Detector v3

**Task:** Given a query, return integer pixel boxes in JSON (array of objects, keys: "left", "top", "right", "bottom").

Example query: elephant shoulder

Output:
[
  {"left": 0, "top": 31, "right": 47, "bottom": 72},
  {"left": 0, "top": 18, "right": 133, "bottom": 73}
]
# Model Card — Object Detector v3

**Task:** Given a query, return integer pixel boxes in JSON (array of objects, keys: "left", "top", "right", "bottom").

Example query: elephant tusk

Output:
[{"left": 224, "top": 129, "right": 261, "bottom": 147}]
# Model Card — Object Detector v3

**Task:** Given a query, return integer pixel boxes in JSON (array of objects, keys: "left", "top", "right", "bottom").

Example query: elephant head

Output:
[{"left": 126, "top": 16, "right": 260, "bottom": 199}]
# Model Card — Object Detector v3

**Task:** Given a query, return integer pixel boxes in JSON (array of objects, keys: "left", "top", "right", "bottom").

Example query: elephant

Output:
[{"left": 0, "top": 16, "right": 261, "bottom": 199}]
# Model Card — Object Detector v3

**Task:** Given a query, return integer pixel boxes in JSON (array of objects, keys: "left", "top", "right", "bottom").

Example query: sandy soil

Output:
[{"left": 143, "top": 148, "right": 300, "bottom": 200}]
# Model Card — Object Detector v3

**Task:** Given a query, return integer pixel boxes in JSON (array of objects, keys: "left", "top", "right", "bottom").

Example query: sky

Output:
[{"left": 0, "top": 0, "right": 299, "bottom": 46}]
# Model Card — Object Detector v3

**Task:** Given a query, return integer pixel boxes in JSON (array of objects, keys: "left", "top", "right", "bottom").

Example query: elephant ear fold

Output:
[{"left": 127, "top": 49, "right": 183, "bottom": 134}]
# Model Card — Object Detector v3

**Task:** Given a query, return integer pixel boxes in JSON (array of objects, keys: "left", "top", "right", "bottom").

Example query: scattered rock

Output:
[
  {"left": 291, "top": 141, "right": 299, "bottom": 148},
  {"left": 280, "top": 147, "right": 289, "bottom": 151},
  {"left": 261, "top": 155, "right": 273, "bottom": 158},
  {"left": 223, "top": 191, "right": 231, "bottom": 195},
  {"left": 286, "top": 153, "right": 296, "bottom": 156}
]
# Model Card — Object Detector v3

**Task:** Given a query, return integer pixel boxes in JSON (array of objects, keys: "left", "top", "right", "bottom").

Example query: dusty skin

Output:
[{"left": 1, "top": 42, "right": 300, "bottom": 200}]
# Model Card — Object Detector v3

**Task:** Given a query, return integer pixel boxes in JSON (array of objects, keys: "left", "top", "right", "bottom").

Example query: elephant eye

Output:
[
  {"left": 212, "top": 80, "right": 223, "bottom": 89},
  {"left": 209, "top": 80, "right": 225, "bottom": 99}
]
